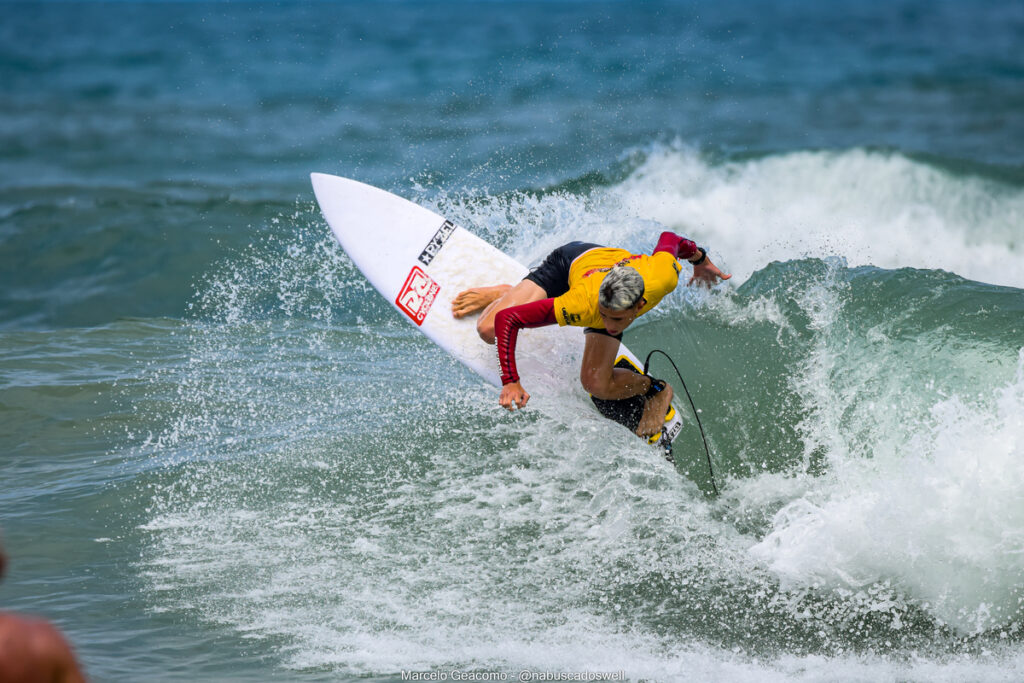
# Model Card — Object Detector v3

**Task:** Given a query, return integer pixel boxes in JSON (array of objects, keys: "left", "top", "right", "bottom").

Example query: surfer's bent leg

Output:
[
  {"left": 580, "top": 331, "right": 675, "bottom": 438},
  {"left": 579, "top": 330, "right": 651, "bottom": 400}
]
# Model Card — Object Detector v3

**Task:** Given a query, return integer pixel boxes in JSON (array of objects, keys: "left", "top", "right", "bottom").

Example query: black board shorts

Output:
[
  {"left": 524, "top": 241, "right": 600, "bottom": 297},
  {"left": 524, "top": 241, "right": 622, "bottom": 340},
  {"left": 590, "top": 357, "right": 649, "bottom": 433}
]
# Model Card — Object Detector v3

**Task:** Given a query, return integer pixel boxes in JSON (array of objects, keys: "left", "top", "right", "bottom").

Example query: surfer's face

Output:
[{"left": 598, "top": 299, "right": 644, "bottom": 336}]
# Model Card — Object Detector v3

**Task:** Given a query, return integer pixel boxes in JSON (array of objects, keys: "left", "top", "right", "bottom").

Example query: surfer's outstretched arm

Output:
[
  {"left": 494, "top": 298, "right": 557, "bottom": 410},
  {"left": 653, "top": 231, "right": 731, "bottom": 286}
]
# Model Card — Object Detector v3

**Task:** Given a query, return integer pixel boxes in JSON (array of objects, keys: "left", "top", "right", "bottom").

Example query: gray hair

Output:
[{"left": 598, "top": 265, "right": 645, "bottom": 310}]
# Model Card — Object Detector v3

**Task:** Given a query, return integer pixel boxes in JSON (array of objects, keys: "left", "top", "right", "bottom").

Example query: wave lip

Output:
[{"left": 604, "top": 143, "right": 1024, "bottom": 290}]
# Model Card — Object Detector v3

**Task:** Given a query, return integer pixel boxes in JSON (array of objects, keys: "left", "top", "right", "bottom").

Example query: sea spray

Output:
[
  {"left": 134, "top": 176, "right": 1024, "bottom": 681},
  {"left": 750, "top": 350, "right": 1024, "bottom": 635},
  {"left": 605, "top": 143, "right": 1024, "bottom": 289}
]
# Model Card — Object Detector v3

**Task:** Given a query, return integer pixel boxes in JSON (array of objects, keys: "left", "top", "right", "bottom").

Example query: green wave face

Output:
[
  {"left": 645, "top": 258, "right": 1024, "bottom": 636},
  {"left": 665, "top": 258, "right": 1024, "bottom": 483}
]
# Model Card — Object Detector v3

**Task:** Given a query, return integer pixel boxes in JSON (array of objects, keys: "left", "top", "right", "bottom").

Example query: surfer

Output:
[
  {"left": 0, "top": 541, "right": 87, "bottom": 683},
  {"left": 451, "top": 232, "right": 730, "bottom": 438}
]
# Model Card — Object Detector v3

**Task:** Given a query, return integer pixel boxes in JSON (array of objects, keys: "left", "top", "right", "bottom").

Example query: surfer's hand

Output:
[
  {"left": 688, "top": 258, "right": 731, "bottom": 288},
  {"left": 499, "top": 382, "right": 530, "bottom": 411},
  {"left": 636, "top": 382, "right": 674, "bottom": 438}
]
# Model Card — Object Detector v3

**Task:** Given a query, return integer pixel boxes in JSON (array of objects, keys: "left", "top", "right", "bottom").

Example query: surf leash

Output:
[{"left": 644, "top": 349, "right": 719, "bottom": 496}]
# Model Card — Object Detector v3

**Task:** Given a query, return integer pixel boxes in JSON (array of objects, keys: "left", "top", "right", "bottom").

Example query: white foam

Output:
[
  {"left": 603, "top": 143, "right": 1024, "bottom": 289},
  {"left": 728, "top": 245, "right": 1024, "bottom": 635},
  {"left": 135, "top": 163, "right": 1024, "bottom": 679},
  {"left": 751, "top": 348, "right": 1024, "bottom": 634},
  {"left": 431, "top": 144, "right": 1024, "bottom": 294}
]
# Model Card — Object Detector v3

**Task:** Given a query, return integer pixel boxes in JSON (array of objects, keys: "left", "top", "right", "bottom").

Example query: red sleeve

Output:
[
  {"left": 494, "top": 298, "right": 557, "bottom": 385},
  {"left": 653, "top": 231, "right": 698, "bottom": 261}
]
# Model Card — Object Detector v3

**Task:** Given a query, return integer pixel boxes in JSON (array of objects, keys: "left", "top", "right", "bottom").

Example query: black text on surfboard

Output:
[{"left": 418, "top": 220, "right": 456, "bottom": 266}]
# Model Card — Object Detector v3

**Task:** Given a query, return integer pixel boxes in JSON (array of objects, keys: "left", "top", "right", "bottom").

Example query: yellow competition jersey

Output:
[{"left": 552, "top": 247, "right": 682, "bottom": 328}]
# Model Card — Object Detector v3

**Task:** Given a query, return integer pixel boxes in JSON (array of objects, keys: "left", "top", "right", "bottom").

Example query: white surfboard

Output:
[{"left": 310, "top": 173, "right": 683, "bottom": 456}]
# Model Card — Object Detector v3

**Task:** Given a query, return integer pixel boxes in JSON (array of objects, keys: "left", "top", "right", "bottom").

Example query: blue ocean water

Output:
[{"left": 1, "top": 1, "right": 1023, "bottom": 681}]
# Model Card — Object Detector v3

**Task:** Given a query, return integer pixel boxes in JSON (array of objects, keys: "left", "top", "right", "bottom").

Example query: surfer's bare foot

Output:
[{"left": 452, "top": 285, "right": 511, "bottom": 318}]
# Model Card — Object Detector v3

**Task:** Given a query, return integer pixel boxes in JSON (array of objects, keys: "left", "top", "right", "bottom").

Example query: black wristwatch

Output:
[
  {"left": 644, "top": 377, "right": 666, "bottom": 399},
  {"left": 692, "top": 247, "right": 708, "bottom": 266}
]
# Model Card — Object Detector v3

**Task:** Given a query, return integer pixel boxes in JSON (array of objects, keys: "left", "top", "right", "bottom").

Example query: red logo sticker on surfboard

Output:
[{"left": 396, "top": 266, "right": 440, "bottom": 326}]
